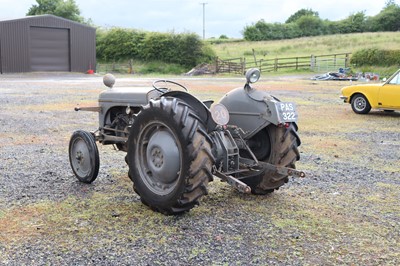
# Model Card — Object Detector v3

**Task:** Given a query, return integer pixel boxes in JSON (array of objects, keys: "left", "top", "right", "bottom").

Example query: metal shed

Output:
[{"left": 0, "top": 15, "right": 96, "bottom": 73}]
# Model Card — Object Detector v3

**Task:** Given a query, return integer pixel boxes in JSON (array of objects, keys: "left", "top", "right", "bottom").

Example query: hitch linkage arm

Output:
[
  {"left": 240, "top": 157, "right": 306, "bottom": 179},
  {"left": 214, "top": 170, "right": 252, "bottom": 194}
]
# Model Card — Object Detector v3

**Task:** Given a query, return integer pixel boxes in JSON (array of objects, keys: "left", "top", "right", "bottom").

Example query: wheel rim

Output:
[
  {"left": 354, "top": 97, "right": 367, "bottom": 112},
  {"left": 137, "top": 122, "right": 182, "bottom": 196},
  {"left": 247, "top": 129, "right": 271, "bottom": 160},
  {"left": 70, "top": 137, "right": 92, "bottom": 177}
]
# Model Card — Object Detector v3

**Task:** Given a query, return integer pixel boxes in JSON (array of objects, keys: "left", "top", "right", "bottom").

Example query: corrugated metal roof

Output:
[{"left": 0, "top": 14, "right": 95, "bottom": 29}]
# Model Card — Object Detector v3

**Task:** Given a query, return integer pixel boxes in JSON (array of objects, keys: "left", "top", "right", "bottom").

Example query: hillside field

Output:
[{"left": 210, "top": 32, "right": 400, "bottom": 63}]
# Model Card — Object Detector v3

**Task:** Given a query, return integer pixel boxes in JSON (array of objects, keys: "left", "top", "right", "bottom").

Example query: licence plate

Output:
[{"left": 276, "top": 102, "right": 298, "bottom": 123}]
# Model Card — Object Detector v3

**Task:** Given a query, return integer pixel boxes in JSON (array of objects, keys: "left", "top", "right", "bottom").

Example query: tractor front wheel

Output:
[{"left": 69, "top": 130, "right": 100, "bottom": 183}]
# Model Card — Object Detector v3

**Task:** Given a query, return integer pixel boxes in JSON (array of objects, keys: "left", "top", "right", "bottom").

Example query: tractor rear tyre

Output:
[
  {"left": 126, "top": 97, "right": 214, "bottom": 215},
  {"left": 241, "top": 123, "right": 300, "bottom": 194}
]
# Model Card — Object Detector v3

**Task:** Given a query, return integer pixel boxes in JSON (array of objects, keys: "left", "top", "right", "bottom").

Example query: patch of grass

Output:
[
  {"left": 265, "top": 189, "right": 397, "bottom": 264},
  {"left": 97, "top": 60, "right": 187, "bottom": 75}
]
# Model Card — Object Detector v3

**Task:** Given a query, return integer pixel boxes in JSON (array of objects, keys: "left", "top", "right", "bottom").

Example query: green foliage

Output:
[
  {"left": 285, "top": 8, "right": 319, "bottom": 24},
  {"left": 96, "top": 28, "right": 215, "bottom": 68},
  {"left": 243, "top": 20, "right": 301, "bottom": 41},
  {"left": 96, "top": 28, "right": 145, "bottom": 61},
  {"left": 350, "top": 48, "right": 400, "bottom": 66},
  {"left": 371, "top": 2, "right": 400, "bottom": 31},
  {"left": 328, "top": 12, "right": 367, "bottom": 34},
  {"left": 296, "top": 15, "right": 326, "bottom": 36},
  {"left": 26, "top": 0, "right": 84, "bottom": 23},
  {"left": 243, "top": 3, "right": 400, "bottom": 41}
]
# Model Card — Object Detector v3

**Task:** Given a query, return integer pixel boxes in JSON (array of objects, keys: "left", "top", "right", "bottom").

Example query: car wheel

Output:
[{"left": 351, "top": 94, "right": 371, "bottom": 114}]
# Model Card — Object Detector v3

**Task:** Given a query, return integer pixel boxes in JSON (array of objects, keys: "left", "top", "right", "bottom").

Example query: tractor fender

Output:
[
  {"left": 218, "top": 87, "right": 290, "bottom": 139},
  {"left": 162, "top": 91, "right": 217, "bottom": 131}
]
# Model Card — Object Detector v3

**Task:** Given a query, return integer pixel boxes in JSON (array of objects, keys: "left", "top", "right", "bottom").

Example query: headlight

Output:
[
  {"left": 245, "top": 68, "right": 260, "bottom": 84},
  {"left": 210, "top": 103, "right": 230, "bottom": 126}
]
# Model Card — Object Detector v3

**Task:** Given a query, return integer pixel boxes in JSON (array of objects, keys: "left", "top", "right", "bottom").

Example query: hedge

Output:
[
  {"left": 350, "top": 48, "right": 400, "bottom": 66},
  {"left": 96, "top": 28, "right": 215, "bottom": 68}
]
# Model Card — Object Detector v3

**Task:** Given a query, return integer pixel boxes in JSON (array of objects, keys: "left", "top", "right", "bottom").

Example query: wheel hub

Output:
[
  {"left": 76, "top": 151, "right": 84, "bottom": 163},
  {"left": 72, "top": 140, "right": 90, "bottom": 174},
  {"left": 150, "top": 147, "right": 164, "bottom": 168},
  {"left": 355, "top": 98, "right": 366, "bottom": 110},
  {"left": 146, "top": 129, "right": 181, "bottom": 184}
]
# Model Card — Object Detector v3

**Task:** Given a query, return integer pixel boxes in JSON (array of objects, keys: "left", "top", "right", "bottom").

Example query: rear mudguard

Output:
[
  {"left": 218, "top": 87, "right": 297, "bottom": 139},
  {"left": 162, "top": 91, "right": 217, "bottom": 131}
]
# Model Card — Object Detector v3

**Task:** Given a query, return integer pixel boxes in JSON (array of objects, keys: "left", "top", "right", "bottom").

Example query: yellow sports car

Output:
[{"left": 340, "top": 69, "right": 400, "bottom": 114}]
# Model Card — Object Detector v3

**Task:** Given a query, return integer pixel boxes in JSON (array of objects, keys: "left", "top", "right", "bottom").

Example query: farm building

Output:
[{"left": 0, "top": 15, "right": 96, "bottom": 74}]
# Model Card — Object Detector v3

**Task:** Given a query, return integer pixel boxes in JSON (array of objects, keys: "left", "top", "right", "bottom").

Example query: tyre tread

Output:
[{"left": 127, "top": 97, "right": 213, "bottom": 215}]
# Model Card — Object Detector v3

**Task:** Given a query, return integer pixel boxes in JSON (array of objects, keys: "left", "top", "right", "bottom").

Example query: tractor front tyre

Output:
[
  {"left": 126, "top": 97, "right": 214, "bottom": 215},
  {"left": 242, "top": 123, "right": 300, "bottom": 195},
  {"left": 69, "top": 130, "right": 100, "bottom": 183}
]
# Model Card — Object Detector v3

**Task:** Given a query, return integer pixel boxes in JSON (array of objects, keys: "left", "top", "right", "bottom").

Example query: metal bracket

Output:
[
  {"left": 214, "top": 170, "right": 251, "bottom": 194},
  {"left": 261, "top": 161, "right": 305, "bottom": 178}
]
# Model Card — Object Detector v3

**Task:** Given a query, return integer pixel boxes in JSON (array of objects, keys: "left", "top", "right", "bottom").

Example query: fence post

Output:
[
  {"left": 345, "top": 53, "right": 350, "bottom": 68},
  {"left": 296, "top": 57, "right": 298, "bottom": 70},
  {"left": 128, "top": 59, "right": 133, "bottom": 74},
  {"left": 334, "top": 54, "right": 337, "bottom": 69},
  {"left": 310, "top": 55, "right": 315, "bottom": 71},
  {"left": 252, "top": 48, "right": 257, "bottom": 66},
  {"left": 215, "top": 57, "right": 219, "bottom": 74},
  {"left": 274, "top": 58, "right": 278, "bottom": 71}
]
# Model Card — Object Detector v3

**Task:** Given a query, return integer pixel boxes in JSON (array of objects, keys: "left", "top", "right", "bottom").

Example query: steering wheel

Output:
[{"left": 152, "top": 80, "right": 188, "bottom": 93}]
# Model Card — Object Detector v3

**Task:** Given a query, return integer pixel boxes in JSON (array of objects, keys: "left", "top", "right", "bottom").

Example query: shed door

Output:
[{"left": 30, "top": 27, "right": 70, "bottom": 71}]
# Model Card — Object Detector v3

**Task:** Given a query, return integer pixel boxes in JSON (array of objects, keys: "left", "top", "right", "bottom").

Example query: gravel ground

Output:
[{"left": 0, "top": 73, "right": 399, "bottom": 265}]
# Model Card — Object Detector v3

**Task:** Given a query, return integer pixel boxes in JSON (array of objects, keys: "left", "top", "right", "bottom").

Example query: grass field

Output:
[{"left": 210, "top": 32, "right": 400, "bottom": 60}]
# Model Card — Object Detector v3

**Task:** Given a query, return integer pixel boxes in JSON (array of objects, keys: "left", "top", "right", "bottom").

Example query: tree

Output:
[
  {"left": 331, "top": 11, "right": 367, "bottom": 34},
  {"left": 296, "top": 15, "right": 326, "bottom": 36},
  {"left": 285, "top": 8, "right": 319, "bottom": 24},
  {"left": 27, "top": 0, "right": 84, "bottom": 23},
  {"left": 373, "top": 2, "right": 400, "bottom": 31}
]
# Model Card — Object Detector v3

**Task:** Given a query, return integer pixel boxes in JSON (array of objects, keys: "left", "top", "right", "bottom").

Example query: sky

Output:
[{"left": 0, "top": 0, "right": 397, "bottom": 38}]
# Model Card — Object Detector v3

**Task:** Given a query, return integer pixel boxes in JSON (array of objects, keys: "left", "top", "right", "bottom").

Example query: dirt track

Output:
[{"left": 0, "top": 73, "right": 399, "bottom": 265}]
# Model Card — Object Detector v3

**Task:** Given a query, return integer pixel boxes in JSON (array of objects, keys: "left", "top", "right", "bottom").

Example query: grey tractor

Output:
[{"left": 69, "top": 68, "right": 304, "bottom": 215}]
